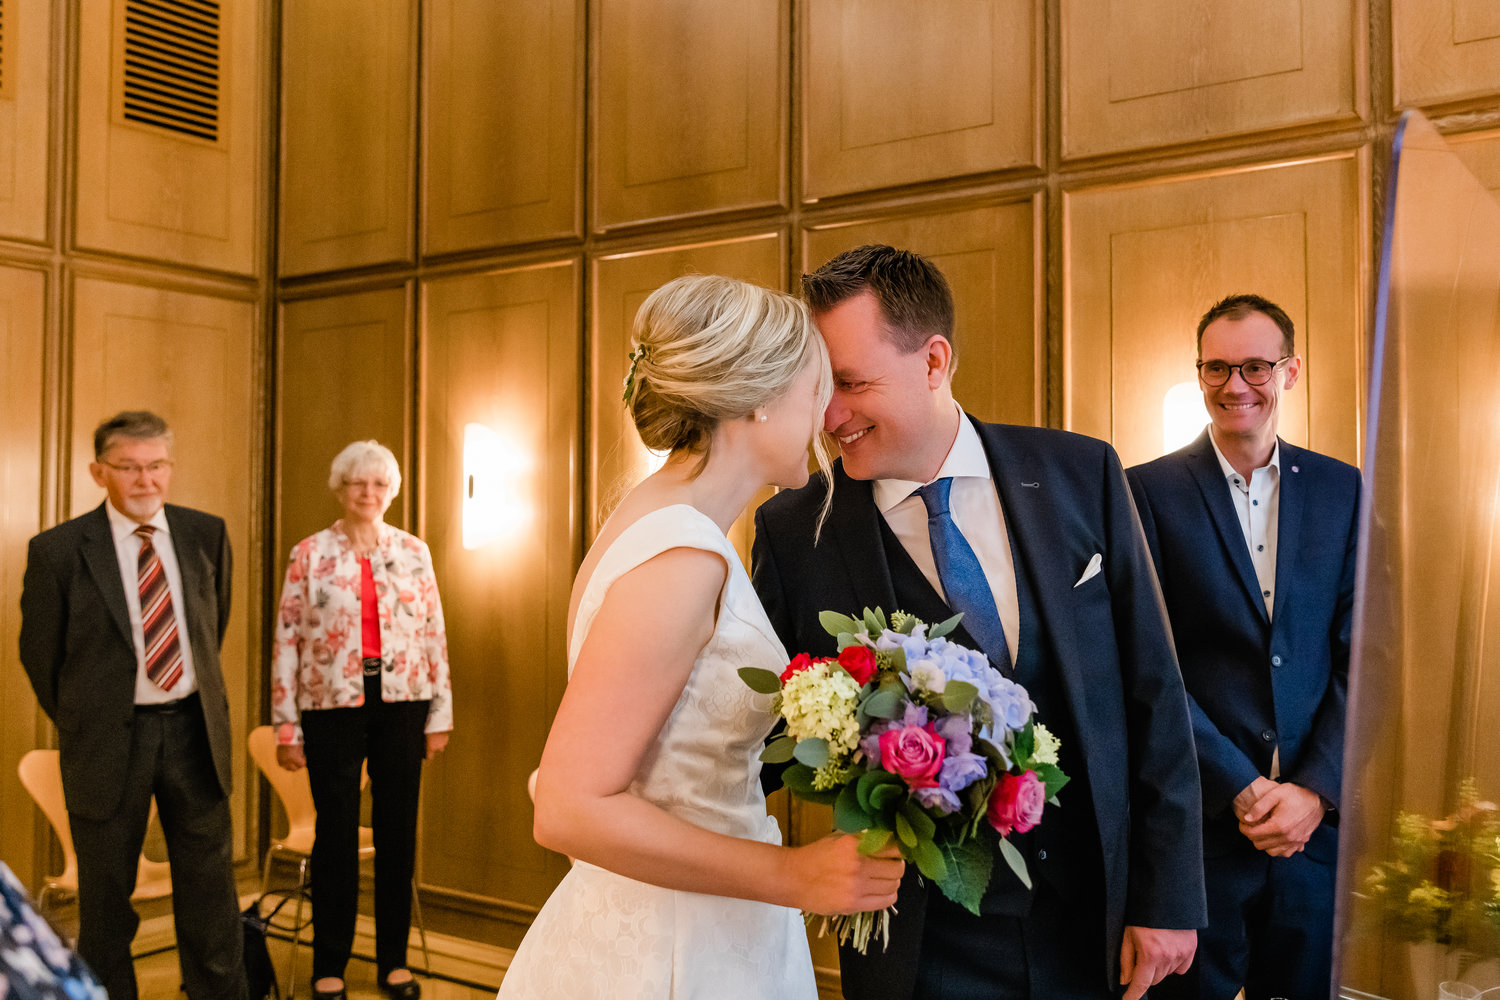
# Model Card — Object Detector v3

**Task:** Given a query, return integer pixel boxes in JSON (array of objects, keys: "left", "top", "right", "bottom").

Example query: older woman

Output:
[{"left": 271, "top": 440, "right": 452, "bottom": 1000}]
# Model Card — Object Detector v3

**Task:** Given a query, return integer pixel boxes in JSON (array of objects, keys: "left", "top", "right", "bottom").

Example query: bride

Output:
[{"left": 498, "top": 275, "right": 904, "bottom": 998}]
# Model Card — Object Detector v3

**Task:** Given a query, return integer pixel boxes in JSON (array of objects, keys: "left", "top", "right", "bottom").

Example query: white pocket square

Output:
[{"left": 1074, "top": 552, "right": 1103, "bottom": 588}]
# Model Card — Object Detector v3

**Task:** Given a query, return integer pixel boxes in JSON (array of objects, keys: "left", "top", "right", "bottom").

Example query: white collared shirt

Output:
[
  {"left": 105, "top": 501, "right": 199, "bottom": 703},
  {"left": 1208, "top": 433, "right": 1280, "bottom": 620},
  {"left": 873, "top": 408, "right": 1020, "bottom": 666}
]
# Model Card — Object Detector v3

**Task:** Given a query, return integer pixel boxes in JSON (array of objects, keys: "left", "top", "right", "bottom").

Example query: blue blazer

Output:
[
  {"left": 753, "top": 417, "right": 1206, "bottom": 998},
  {"left": 1127, "top": 432, "right": 1359, "bottom": 857}
]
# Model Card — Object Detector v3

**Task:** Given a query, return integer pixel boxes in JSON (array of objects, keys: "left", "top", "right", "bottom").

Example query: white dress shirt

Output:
[
  {"left": 105, "top": 501, "right": 198, "bottom": 703},
  {"left": 1208, "top": 433, "right": 1280, "bottom": 620},
  {"left": 873, "top": 409, "right": 1020, "bottom": 666}
]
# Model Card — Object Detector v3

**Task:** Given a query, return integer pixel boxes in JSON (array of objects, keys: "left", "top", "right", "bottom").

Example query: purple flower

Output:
[
  {"left": 937, "top": 751, "right": 987, "bottom": 793},
  {"left": 901, "top": 702, "right": 929, "bottom": 728},
  {"left": 913, "top": 786, "right": 963, "bottom": 814},
  {"left": 934, "top": 713, "right": 973, "bottom": 756},
  {"left": 985, "top": 676, "right": 1034, "bottom": 732}
]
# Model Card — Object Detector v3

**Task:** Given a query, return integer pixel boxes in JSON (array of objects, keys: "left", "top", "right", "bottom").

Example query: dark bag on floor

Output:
[{"left": 242, "top": 900, "right": 282, "bottom": 1000}]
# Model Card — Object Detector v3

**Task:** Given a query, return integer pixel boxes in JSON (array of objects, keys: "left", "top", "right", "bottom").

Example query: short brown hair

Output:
[
  {"left": 94, "top": 410, "right": 172, "bottom": 459},
  {"left": 1196, "top": 294, "right": 1296, "bottom": 357},
  {"left": 801, "top": 244, "right": 955, "bottom": 357}
]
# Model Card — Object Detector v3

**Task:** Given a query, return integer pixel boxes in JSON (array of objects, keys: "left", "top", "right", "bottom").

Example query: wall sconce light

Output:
[
  {"left": 1162, "top": 381, "right": 1210, "bottom": 455},
  {"left": 462, "top": 422, "right": 533, "bottom": 550}
]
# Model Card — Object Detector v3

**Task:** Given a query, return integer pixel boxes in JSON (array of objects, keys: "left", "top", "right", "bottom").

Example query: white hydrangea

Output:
[
  {"left": 781, "top": 662, "right": 862, "bottom": 755},
  {"left": 1032, "top": 722, "right": 1061, "bottom": 766}
]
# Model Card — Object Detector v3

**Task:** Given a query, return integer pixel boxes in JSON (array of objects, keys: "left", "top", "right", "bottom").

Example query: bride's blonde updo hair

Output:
[{"left": 626, "top": 273, "right": 833, "bottom": 480}]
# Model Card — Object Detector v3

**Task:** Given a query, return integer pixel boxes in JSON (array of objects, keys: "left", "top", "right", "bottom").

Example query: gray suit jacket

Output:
[{"left": 19, "top": 502, "right": 234, "bottom": 821}]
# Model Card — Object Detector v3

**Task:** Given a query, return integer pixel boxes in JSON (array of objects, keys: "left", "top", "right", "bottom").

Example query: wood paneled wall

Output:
[{"left": 269, "top": 0, "right": 1500, "bottom": 982}]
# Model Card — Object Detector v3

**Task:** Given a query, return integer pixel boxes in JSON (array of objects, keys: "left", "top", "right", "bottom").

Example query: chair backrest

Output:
[
  {"left": 17, "top": 748, "right": 174, "bottom": 902},
  {"left": 247, "top": 724, "right": 318, "bottom": 848}
]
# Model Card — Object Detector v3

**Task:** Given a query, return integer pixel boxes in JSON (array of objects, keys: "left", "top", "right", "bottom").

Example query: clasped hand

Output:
[
  {"left": 792, "top": 834, "right": 904, "bottom": 915},
  {"left": 1234, "top": 776, "right": 1325, "bottom": 857}
]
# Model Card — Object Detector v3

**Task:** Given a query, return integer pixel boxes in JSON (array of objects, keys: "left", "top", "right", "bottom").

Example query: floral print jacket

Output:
[{"left": 272, "top": 522, "right": 452, "bottom": 744}]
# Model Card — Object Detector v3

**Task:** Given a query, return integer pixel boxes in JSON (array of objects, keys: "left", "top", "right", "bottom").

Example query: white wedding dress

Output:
[{"left": 497, "top": 505, "right": 818, "bottom": 1000}]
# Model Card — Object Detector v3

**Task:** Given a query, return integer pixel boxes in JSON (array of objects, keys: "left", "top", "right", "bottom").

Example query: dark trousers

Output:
[
  {"left": 68, "top": 694, "right": 246, "bottom": 1000},
  {"left": 300, "top": 679, "right": 428, "bottom": 982},
  {"left": 913, "top": 877, "right": 1116, "bottom": 999},
  {"left": 1149, "top": 845, "right": 1335, "bottom": 1000}
]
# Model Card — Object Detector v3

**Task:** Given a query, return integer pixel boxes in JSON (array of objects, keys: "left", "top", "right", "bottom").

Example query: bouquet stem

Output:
[{"left": 805, "top": 906, "right": 896, "bottom": 954}]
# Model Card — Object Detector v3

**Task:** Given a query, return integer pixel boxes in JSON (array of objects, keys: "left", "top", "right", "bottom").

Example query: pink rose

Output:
[
  {"left": 987, "top": 770, "right": 1047, "bottom": 836},
  {"left": 879, "top": 723, "right": 946, "bottom": 789},
  {"left": 837, "top": 645, "right": 877, "bottom": 686}
]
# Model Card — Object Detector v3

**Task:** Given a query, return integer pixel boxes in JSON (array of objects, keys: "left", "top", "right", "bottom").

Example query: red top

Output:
[{"left": 359, "top": 557, "right": 381, "bottom": 658}]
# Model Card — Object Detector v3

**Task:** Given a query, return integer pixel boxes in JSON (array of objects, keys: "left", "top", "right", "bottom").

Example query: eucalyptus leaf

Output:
[
  {"left": 758, "top": 735, "right": 797, "bottom": 764},
  {"left": 941, "top": 680, "right": 978, "bottom": 714},
  {"left": 927, "top": 612, "right": 964, "bottom": 640},
  {"left": 998, "top": 835, "right": 1032, "bottom": 890},
  {"left": 792, "top": 737, "right": 829, "bottom": 769},
  {"left": 863, "top": 608, "right": 885, "bottom": 636},
  {"left": 737, "top": 666, "right": 783, "bottom": 694},
  {"left": 782, "top": 763, "right": 840, "bottom": 805},
  {"left": 858, "top": 828, "right": 894, "bottom": 854},
  {"left": 861, "top": 686, "right": 903, "bottom": 720},
  {"left": 856, "top": 770, "right": 901, "bottom": 813},
  {"left": 820, "top": 611, "right": 862, "bottom": 638}
]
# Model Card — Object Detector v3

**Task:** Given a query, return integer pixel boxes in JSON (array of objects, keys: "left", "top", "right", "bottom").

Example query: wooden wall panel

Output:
[
  {"left": 802, "top": 201, "right": 1041, "bottom": 428},
  {"left": 0, "top": 266, "right": 46, "bottom": 891},
  {"left": 277, "top": 286, "right": 411, "bottom": 561},
  {"left": 1392, "top": 0, "right": 1500, "bottom": 108},
  {"left": 801, "top": 0, "right": 1039, "bottom": 200},
  {"left": 1448, "top": 128, "right": 1500, "bottom": 198},
  {"left": 1062, "top": 0, "right": 1365, "bottom": 158},
  {"left": 74, "top": 0, "right": 262, "bottom": 274},
  {"left": 419, "top": 260, "right": 579, "bottom": 913},
  {"left": 593, "top": 0, "right": 787, "bottom": 231},
  {"left": 69, "top": 276, "right": 259, "bottom": 858},
  {"left": 422, "top": 0, "right": 582, "bottom": 254},
  {"left": 1064, "top": 154, "right": 1366, "bottom": 470},
  {"left": 280, "top": 0, "right": 414, "bottom": 276},
  {"left": 590, "top": 232, "right": 784, "bottom": 562},
  {"left": 0, "top": 0, "right": 50, "bottom": 243}
]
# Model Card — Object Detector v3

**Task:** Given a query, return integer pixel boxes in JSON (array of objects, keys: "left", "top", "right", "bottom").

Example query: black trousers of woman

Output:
[{"left": 301, "top": 675, "right": 429, "bottom": 983}]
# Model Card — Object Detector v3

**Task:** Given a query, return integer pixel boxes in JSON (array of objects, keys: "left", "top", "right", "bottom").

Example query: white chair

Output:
[
  {"left": 16, "top": 748, "right": 174, "bottom": 914},
  {"left": 247, "top": 725, "right": 430, "bottom": 998}
]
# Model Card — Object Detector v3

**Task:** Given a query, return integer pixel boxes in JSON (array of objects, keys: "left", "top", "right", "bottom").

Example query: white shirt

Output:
[
  {"left": 1208, "top": 434, "right": 1280, "bottom": 620},
  {"left": 873, "top": 409, "right": 1020, "bottom": 666},
  {"left": 105, "top": 501, "right": 198, "bottom": 703}
]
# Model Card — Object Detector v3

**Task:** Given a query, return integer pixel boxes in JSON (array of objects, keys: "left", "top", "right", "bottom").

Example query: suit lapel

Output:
[
  {"left": 79, "top": 504, "right": 134, "bottom": 647},
  {"left": 828, "top": 464, "right": 901, "bottom": 617},
  {"left": 164, "top": 506, "right": 210, "bottom": 661},
  {"left": 1271, "top": 440, "right": 1305, "bottom": 625},
  {"left": 1185, "top": 431, "right": 1269, "bottom": 623}
]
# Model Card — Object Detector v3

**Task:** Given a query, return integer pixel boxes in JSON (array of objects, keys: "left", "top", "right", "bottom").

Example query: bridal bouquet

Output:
[{"left": 739, "top": 608, "right": 1068, "bottom": 952}]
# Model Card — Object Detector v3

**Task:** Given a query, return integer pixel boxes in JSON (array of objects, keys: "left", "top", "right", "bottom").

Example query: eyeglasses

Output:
[
  {"left": 1196, "top": 357, "right": 1291, "bottom": 387},
  {"left": 342, "top": 478, "right": 391, "bottom": 492},
  {"left": 102, "top": 460, "right": 173, "bottom": 476}
]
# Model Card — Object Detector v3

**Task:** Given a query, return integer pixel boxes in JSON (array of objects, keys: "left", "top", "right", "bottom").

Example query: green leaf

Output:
[
  {"left": 998, "top": 835, "right": 1032, "bottom": 890},
  {"left": 870, "top": 782, "right": 904, "bottom": 811},
  {"left": 940, "top": 680, "right": 978, "bottom": 714},
  {"left": 792, "top": 737, "right": 829, "bottom": 768},
  {"left": 782, "top": 763, "right": 840, "bottom": 804},
  {"left": 900, "top": 801, "right": 936, "bottom": 842},
  {"left": 858, "top": 828, "right": 893, "bottom": 854},
  {"left": 910, "top": 838, "right": 948, "bottom": 882},
  {"left": 895, "top": 811, "right": 917, "bottom": 847},
  {"left": 934, "top": 837, "right": 994, "bottom": 916},
  {"left": 1033, "top": 762, "right": 1070, "bottom": 799},
  {"left": 856, "top": 769, "right": 901, "bottom": 813},
  {"left": 758, "top": 735, "right": 797, "bottom": 763},
  {"left": 928, "top": 612, "right": 964, "bottom": 639},
  {"left": 861, "top": 686, "right": 903, "bottom": 720},
  {"left": 863, "top": 607, "right": 886, "bottom": 636},
  {"left": 738, "top": 666, "right": 783, "bottom": 694},
  {"left": 1012, "top": 719, "right": 1035, "bottom": 762},
  {"left": 820, "top": 611, "right": 861, "bottom": 638},
  {"left": 833, "top": 783, "right": 871, "bottom": 834}
]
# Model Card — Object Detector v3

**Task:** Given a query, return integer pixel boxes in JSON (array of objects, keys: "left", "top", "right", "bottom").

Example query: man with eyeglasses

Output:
[
  {"left": 19, "top": 410, "right": 245, "bottom": 1000},
  {"left": 1126, "top": 295, "right": 1360, "bottom": 1000}
]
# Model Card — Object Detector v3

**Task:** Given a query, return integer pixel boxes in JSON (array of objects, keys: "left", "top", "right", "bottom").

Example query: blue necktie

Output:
[{"left": 916, "top": 477, "right": 1012, "bottom": 671}]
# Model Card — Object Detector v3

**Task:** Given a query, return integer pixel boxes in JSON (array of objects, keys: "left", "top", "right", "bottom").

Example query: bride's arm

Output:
[{"left": 533, "top": 546, "right": 900, "bottom": 915}]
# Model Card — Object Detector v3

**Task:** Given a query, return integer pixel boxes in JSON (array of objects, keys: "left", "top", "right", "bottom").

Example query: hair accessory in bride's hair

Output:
[{"left": 622, "top": 344, "right": 651, "bottom": 406}]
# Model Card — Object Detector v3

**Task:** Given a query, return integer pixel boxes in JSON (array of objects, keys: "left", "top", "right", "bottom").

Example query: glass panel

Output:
[{"left": 1337, "top": 109, "right": 1500, "bottom": 999}]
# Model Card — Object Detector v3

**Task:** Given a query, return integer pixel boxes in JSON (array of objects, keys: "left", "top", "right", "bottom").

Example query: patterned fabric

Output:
[
  {"left": 498, "top": 505, "right": 817, "bottom": 999},
  {"left": 134, "top": 525, "right": 183, "bottom": 691},
  {"left": 0, "top": 862, "right": 108, "bottom": 1000},
  {"left": 272, "top": 521, "right": 452, "bottom": 744}
]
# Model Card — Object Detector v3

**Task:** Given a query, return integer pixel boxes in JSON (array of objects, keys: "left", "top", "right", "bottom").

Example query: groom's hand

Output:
[{"left": 1119, "top": 925, "right": 1196, "bottom": 1000}]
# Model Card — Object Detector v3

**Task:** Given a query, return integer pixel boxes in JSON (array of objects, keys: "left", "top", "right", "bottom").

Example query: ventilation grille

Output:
[{"left": 121, "top": 0, "right": 220, "bottom": 141}]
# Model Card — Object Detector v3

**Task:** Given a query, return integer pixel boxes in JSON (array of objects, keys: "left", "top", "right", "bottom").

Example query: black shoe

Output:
[
  {"left": 378, "top": 973, "right": 421, "bottom": 1000},
  {"left": 311, "top": 980, "right": 347, "bottom": 1000}
]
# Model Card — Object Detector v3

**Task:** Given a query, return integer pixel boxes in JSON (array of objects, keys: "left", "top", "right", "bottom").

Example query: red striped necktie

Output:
[{"left": 134, "top": 525, "right": 184, "bottom": 692}]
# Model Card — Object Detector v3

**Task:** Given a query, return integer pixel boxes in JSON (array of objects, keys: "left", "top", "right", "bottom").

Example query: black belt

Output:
[
  {"left": 362, "top": 656, "right": 382, "bottom": 677},
  {"left": 134, "top": 691, "right": 200, "bottom": 714}
]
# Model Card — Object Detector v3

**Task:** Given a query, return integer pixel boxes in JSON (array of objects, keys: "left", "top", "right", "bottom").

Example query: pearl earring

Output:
[{"left": 757, "top": 413, "right": 768, "bottom": 422}]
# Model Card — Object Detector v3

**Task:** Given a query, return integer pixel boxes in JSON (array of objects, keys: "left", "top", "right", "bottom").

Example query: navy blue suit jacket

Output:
[
  {"left": 1127, "top": 432, "right": 1359, "bottom": 858},
  {"left": 753, "top": 417, "right": 1206, "bottom": 998}
]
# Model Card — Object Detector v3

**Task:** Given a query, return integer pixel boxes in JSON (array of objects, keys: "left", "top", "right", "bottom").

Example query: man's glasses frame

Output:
[
  {"left": 1195, "top": 356, "right": 1291, "bottom": 387},
  {"left": 101, "top": 460, "right": 174, "bottom": 476}
]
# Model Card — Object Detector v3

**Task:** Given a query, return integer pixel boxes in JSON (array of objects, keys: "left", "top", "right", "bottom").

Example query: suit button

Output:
[
  {"left": 1271, "top": 655, "right": 1282, "bottom": 667},
  {"left": 1037, "top": 849, "right": 1048, "bottom": 861},
  {"left": 1261, "top": 729, "right": 1276, "bottom": 742}
]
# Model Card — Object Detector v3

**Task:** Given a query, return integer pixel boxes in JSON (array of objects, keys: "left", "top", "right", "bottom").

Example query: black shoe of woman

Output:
[
  {"left": 310, "top": 979, "right": 346, "bottom": 1000},
  {"left": 378, "top": 973, "right": 421, "bottom": 1000}
]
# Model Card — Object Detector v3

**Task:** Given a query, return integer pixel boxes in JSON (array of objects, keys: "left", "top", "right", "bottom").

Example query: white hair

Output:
[{"left": 328, "top": 440, "right": 402, "bottom": 497}]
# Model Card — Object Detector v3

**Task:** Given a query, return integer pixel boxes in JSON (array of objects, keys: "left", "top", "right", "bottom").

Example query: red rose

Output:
[
  {"left": 987, "top": 770, "right": 1047, "bottom": 837},
  {"left": 780, "top": 652, "right": 815, "bottom": 683},
  {"left": 837, "top": 645, "right": 877, "bottom": 686},
  {"left": 879, "top": 724, "right": 945, "bottom": 789}
]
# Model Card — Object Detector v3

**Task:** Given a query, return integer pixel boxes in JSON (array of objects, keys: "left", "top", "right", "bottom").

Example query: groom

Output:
[{"left": 752, "top": 245, "right": 1206, "bottom": 999}]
